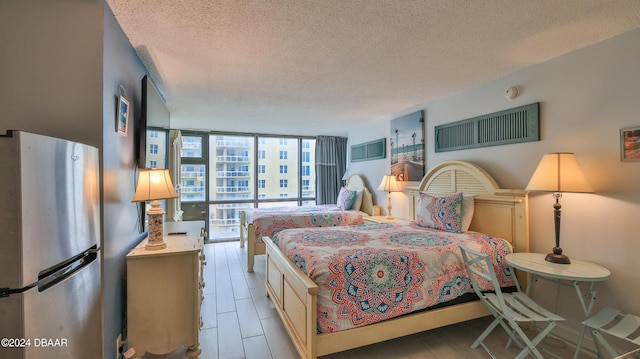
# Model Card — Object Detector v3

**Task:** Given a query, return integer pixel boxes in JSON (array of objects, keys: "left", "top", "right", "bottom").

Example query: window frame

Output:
[{"left": 180, "top": 131, "right": 316, "bottom": 241}]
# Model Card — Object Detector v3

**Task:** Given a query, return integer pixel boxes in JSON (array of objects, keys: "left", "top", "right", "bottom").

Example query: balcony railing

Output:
[
  {"left": 216, "top": 139, "right": 250, "bottom": 147},
  {"left": 181, "top": 186, "right": 205, "bottom": 194},
  {"left": 181, "top": 142, "right": 201, "bottom": 150},
  {"left": 210, "top": 218, "right": 240, "bottom": 226},
  {"left": 216, "top": 171, "right": 250, "bottom": 178},
  {"left": 213, "top": 203, "right": 253, "bottom": 209},
  {"left": 216, "top": 186, "right": 250, "bottom": 193},
  {"left": 181, "top": 172, "right": 205, "bottom": 179},
  {"left": 216, "top": 155, "right": 250, "bottom": 163}
]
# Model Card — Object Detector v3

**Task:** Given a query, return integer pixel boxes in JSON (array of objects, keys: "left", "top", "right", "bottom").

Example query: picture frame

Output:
[
  {"left": 117, "top": 95, "right": 130, "bottom": 137},
  {"left": 620, "top": 126, "right": 640, "bottom": 162},
  {"left": 390, "top": 110, "right": 425, "bottom": 181}
]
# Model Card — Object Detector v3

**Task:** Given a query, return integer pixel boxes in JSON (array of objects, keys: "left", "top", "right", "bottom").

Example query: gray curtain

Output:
[{"left": 315, "top": 136, "right": 348, "bottom": 204}]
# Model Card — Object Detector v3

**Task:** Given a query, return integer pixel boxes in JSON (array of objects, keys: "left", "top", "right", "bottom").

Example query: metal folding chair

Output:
[
  {"left": 575, "top": 306, "right": 640, "bottom": 358},
  {"left": 459, "top": 243, "right": 565, "bottom": 359}
]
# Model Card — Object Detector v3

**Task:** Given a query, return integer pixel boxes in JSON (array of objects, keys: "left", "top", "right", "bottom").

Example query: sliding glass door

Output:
[
  {"left": 208, "top": 135, "right": 255, "bottom": 240},
  {"left": 179, "top": 133, "right": 208, "bottom": 227}
]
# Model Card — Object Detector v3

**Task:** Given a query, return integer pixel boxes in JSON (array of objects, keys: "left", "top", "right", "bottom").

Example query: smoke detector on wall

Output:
[{"left": 505, "top": 86, "right": 519, "bottom": 100}]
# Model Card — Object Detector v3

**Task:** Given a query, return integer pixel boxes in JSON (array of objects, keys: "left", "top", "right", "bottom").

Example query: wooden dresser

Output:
[{"left": 126, "top": 221, "right": 206, "bottom": 358}]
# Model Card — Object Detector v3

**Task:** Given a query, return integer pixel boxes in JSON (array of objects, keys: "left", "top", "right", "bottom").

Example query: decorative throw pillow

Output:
[
  {"left": 351, "top": 189, "right": 365, "bottom": 211},
  {"left": 461, "top": 194, "right": 475, "bottom": 232},
  {"left": 336, "top": 187, "right": 357, "bottom": 210},
  {"left": 416, "top": 192, "right": 463, "bottom": 233}
]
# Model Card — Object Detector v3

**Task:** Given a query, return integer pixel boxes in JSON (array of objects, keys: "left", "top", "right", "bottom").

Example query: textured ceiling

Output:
[{"left": 106, "top": 0, "right": 640, "bottom": 136}]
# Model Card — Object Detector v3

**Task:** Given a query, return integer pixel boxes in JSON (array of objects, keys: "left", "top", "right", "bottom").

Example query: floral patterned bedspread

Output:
[
  {"left": 272, "top": 221, "right": 515, "bottom": 333},
  {"left": 246, "top": 205, "right": 365, "bottom": 243}
]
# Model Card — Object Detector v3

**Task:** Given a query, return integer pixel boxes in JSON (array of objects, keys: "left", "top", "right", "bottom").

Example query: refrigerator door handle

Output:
[
  {"left": 0, "top": 245, "right": 98, "bottom": 297},
  {"left": 0, "top": 284, "right": 36, "bottom": 298},
  {"left": 37, "top": 246, "right": 98, "bottom": 293}
]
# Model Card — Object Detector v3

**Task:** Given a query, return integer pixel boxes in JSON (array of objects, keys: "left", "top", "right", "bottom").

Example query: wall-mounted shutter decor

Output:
[
  {"left": 435, "top": 102, "right": 539, "bottom": 152},
  {"left": 350, "top": 138, "right": 386, "bottom": 162}
]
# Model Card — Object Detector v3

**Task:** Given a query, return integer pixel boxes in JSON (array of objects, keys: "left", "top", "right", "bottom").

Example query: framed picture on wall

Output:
[
  {"left": 117, "top": 95, "right": 130, "bottom": 137},
  {"left": 390, "top": 110, "right": 425, "bottom": 181},
  {"left": 621, "top": 126, "right": 640, "bottom": 162}
]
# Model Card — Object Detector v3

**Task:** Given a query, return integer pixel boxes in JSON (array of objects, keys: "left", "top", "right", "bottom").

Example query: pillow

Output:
[
  {"left": 461, "top": 194, "right": 475, "bottom": 232},
  {"left": 416, "top": 192, "right": 463, "bottom": 233},
  {"left": 350, "top": 189, "right": 365, "bottom": 211},
  {"left": 336, "top": 187, "right": 357, "bottom": 210}
]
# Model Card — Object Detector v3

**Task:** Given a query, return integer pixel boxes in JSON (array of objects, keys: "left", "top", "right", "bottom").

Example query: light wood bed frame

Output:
[
  {"left": 240, "top": 174, "right": 378, "bottom": 272},
  {"left": 263, "top": 160, "right": 529, "bottom": 359}
]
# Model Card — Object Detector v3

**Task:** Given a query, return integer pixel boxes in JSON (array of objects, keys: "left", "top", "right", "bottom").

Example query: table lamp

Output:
[
  {"left": 526, "top": 153, "right": 593, "bottom": 264},
  {"left": 132, "top": 168, "right": 179, "bottom": 250},
  {"left": 342, "top": 166, "right": 350, "bottom": 184},
  {"left": 377, "top": 174, "right": 401, "bottom": 219}
]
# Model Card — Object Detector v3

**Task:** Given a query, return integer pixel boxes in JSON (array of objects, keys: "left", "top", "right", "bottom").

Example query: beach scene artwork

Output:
[{"left": 390, "top": 111, "right": 424, "bottom": 181}]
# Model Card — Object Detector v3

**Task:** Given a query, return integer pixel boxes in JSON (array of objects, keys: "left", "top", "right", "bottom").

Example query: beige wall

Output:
[
  {"left": 0, "top": 1, "right": 103, "bottom": 146},
  {"left": 348, "top": 28, "right": 640, "bottom": 350}
]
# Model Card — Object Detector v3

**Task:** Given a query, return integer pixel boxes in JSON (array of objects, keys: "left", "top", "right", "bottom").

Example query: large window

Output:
[
  {"left": 184, "top": 133, "right": 315, "bottom": 241},
  {"left": 259, "top": 137, "right": 298, "bottom": 199},
  {"left": 301, "top": 138, "right": 316, "bottom": 199}
]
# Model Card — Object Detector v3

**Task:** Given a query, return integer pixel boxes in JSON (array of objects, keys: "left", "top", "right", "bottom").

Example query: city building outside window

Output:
[{"left": 180, "top": 133, "right": 315, "bottom": 241}]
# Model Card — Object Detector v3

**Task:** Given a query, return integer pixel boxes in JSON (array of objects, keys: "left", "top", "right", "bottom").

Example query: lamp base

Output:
[
  {"left": 386, "top": 194, "right": 393, "bottom": 220},
  {"left": 545, "top": 247, "right": 570, "bottom": 264},
  {"left": 146, "top": 201, "right": 167, "bottom": 251}
]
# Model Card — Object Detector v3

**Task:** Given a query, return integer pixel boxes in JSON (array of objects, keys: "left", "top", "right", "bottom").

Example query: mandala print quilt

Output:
[{"left": 272, "top": 221, "right": 515, "bottom": 333}]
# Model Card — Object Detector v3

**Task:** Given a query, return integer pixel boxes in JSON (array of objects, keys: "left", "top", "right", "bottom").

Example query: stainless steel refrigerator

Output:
[{"left": 0, "top": 131, "right": 102, "bottom": 359}]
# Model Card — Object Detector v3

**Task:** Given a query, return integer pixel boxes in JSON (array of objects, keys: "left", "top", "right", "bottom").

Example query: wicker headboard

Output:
[
  {"left": 344, "top": 174, "right": 376, "bottom": 216},
  {"left": 407, "top": 160, "right": 529, "bottom": 254}
]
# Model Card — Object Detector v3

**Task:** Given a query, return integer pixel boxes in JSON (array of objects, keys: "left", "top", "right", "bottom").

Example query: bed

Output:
[
  {"left": 262, "top": 160, "right": 529, "bottom": 359},
  {"left": 240, "top": 174, "right": 378, "bottom": 272}
]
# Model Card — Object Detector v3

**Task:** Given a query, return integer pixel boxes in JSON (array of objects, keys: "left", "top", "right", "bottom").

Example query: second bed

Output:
[{"left": 240, "top": 174, "right": 378, "bottom": 272}]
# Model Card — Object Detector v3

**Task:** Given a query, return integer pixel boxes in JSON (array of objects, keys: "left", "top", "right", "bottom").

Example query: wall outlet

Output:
[{"left": 116, "top": 334, "right": 123, "bottom": 359}]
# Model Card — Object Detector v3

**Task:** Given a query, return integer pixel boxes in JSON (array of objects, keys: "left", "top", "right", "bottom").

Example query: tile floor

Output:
[{"left": 138, "top": 241, "right": 591, "bottom": 359}]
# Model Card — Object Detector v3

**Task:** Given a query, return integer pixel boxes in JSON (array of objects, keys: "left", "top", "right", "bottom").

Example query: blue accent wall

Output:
[{"left": 103, "top": 3, "right": 150, "bottom": 359}]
